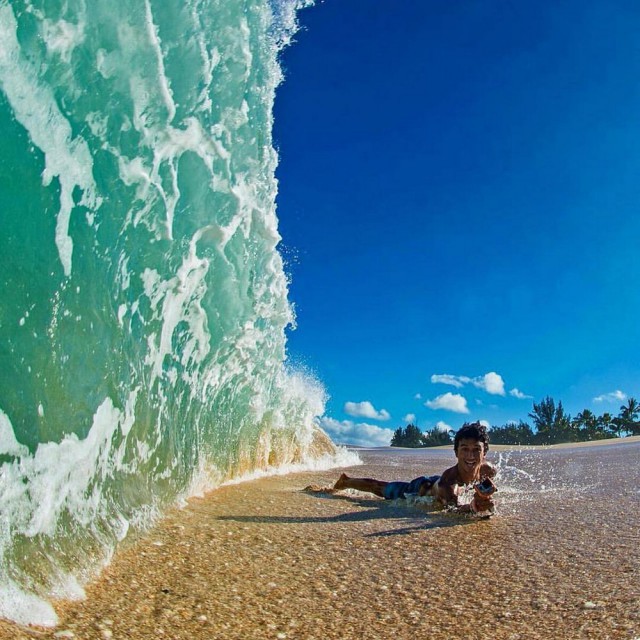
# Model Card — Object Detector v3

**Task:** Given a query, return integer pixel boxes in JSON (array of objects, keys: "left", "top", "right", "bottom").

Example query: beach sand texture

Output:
[{"left": 2, "top": 440, "right": 639, "bottom": 640}]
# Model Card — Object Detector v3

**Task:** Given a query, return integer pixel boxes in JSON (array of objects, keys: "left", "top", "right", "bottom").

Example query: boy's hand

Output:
[
  {"left": 474, "top": 477, "right": 497, "bottom": 497},
  {"left": 471, "top": 495, "right": 495, "bottom": 513},
  {"left": 472, "top": 478, "right": 497, "bottom": 513}
]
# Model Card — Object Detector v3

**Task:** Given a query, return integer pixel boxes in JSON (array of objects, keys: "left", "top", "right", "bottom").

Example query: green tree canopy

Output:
[
  {"left": 489, "top": 420, "right": 534, "bottom": 445},
  {"left": 572, "top": 409, "right": 613, "bottom": 441},
  {"left": 390, "top": 424, "right": 452, "bottom": 448},
  {"left": 390, "top": 424, "right": 423, "bottom": 447},
  {"left": 617, "top": 397, "right": 640, "bottom": 436},
  {"left": 420, "top": 427, "right": 452, "bottom": 448},
  {"left": 528, "top": 396, "right": 575, "bottom": 444}
]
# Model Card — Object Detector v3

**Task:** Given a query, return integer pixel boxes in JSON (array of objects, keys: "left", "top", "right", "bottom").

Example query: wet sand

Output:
[{"left": 2, "top": 440, "right": 639, "bottom": 640}]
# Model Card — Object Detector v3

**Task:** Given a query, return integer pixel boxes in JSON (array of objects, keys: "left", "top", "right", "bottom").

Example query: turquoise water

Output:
[{"left": 0, "top": 0, "right": 355, "bottom": 626}]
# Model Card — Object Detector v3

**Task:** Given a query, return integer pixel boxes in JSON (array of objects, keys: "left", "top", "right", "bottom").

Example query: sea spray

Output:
[{"left": 0, "top": 0, "right": 356, "bottom": 625}]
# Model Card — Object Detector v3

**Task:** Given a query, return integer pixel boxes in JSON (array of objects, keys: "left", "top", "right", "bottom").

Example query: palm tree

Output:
[
  {"left": 618, "top": 398, "right": 640, "bottom": 436},
  {"left": 573, "top": 409, "right": 603, "bottom": 440},
  {"left": 597, "top": 412, "right": 617, "bottom": 438},
  {"left": 620, "top": 397, "right": 639, "bottom": 421},
  {"left": 529, "top": 397, "right": 574, "bottom": 444}
]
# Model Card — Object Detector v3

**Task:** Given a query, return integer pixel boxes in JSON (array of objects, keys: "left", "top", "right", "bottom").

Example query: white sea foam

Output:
[
  {"left": 0, "top": 401, "right": 123, "bottom": 625},
  {"left": 0, "top": 582, "right": 58, "bottom": 627},
  {"left": 0, "top": 408, "right": 28, "bottom": 457},
  {"left": 23, "top": 398, "right": 121, "bottom": 536},
  {"left": 143, "top": 0, "right": 177, "bottom": 124},
  {"left": 0, "top": 3, "right": 101, "bottom": 277},
  {"left": 41, "top": 18, "right": 86, "bottom": 63}
]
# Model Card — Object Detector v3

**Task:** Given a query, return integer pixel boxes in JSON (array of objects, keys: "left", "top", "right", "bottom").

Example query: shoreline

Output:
[
  {"left": 361, "top": 434, "right": 640, "bottom": 452},
  {"left": 1, "top": 441, "right": 639, "bottom": 639}
]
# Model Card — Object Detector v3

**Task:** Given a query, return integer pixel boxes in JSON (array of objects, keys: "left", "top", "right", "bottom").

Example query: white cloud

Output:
[
  {"left": 479, "top": 419, "right": 491, "bottom": 428},
  {"left": 318, "top": 417, "right": 394, "bottom": 447},
  {"left": 472, "top": 372, "right": 505, "bottom": 396},
  {"left": 425, "top": 392, "right": 470, "bottom": 414},
  {"left": 431, "top": 371, "right": 505, "bottom": 396},
  {"left": 414, "top": 393, "right": 422, "bottom": 400},
  {"left": 593, "top": 390, "right": 627, "bottom": 403},
  {"left": 430, "top": 374, "right": 470, "bottom": 388},
  {"left": 344, "top": 400, "right": 390, "bottom": 421},
  {"left": 434, "top": 420, "right": 452, "bottom": 432},
  {"left": 510, "top": 388, "right": 532, "bottom": 400},
  {"left": 403, "top": 413, "right": 417, "bottom": 424}
]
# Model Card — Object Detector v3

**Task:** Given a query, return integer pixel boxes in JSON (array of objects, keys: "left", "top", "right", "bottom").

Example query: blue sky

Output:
[{"left": 273, "top": 0, "right": 640, "bottom": 446}]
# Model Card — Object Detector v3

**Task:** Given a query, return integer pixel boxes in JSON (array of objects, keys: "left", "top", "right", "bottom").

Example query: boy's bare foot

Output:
[
  {"left": 303, "top": 484, "right": 337, "bottom": 494},
  {"left": 303, "top": 473, "right": 350, "bottom": 494},
  {"left": 333, "top": 473, "right": 349, "bottom": 491}
]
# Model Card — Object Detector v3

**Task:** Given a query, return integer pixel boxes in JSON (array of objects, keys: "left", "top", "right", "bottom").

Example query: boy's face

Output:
[{"left": 455, "top": 437, "right": 486, "bottom": 474}]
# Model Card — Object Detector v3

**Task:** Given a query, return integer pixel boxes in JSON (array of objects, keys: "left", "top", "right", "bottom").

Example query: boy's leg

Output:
[{"left": 333, "top": 473, "right": 388, "bottom": 498}]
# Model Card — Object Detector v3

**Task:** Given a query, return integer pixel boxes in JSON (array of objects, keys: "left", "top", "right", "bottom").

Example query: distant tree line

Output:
[
  {"left": 390, "top": 396, "right": 640, "bottom": 448},
  {"left": 490, "top": 396, "right": 640, "bottom": 445},
  {"left": 391, "top": 423, "right": 452, "bottom": 447}
]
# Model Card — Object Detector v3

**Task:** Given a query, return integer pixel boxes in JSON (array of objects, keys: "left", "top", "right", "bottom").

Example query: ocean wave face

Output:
[{"left": 0, "top": 0, "right": 343, "bottom": 626}]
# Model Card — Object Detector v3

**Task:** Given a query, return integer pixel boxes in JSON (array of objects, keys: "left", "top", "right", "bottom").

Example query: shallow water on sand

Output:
[{"left": 2, "top": 441, "right": 639, "bottom": 639}]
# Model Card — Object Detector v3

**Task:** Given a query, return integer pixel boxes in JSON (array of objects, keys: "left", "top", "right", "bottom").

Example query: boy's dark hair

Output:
[{"left": 454, "top": 421, "right": 490, "bottom": 453}]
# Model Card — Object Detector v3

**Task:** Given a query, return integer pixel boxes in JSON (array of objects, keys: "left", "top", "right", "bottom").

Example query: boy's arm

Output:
[
  {"left": 435, "top": 483, "right": 476, "bottom": 514},
  {"left": 468, "top": 462, "right": 498, "bottom": 512},
  {"left": 433, "top": 470, "right": 460, "bottom": 509},
  {"left": 436, "top": 465, "right": 497, "bottom": 514}
]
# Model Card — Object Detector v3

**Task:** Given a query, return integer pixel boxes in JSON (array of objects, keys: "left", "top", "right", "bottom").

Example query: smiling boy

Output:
[{"left": 329, "top": 422, "right": 497, "bottom": 514}]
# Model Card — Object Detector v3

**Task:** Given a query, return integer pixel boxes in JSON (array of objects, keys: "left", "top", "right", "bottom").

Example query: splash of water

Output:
[{"left": 0, "top": 0, "right": 357, "bottom": 626}]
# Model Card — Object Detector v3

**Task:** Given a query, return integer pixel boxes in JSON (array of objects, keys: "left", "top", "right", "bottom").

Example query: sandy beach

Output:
[{"left": 2, "top": 439, "right": 639, "bottom": 640}]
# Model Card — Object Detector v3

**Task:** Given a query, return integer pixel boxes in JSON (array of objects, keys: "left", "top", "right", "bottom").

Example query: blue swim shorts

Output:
[{"left": 382, "top": 475, "right": 441, "bottom": 500}]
